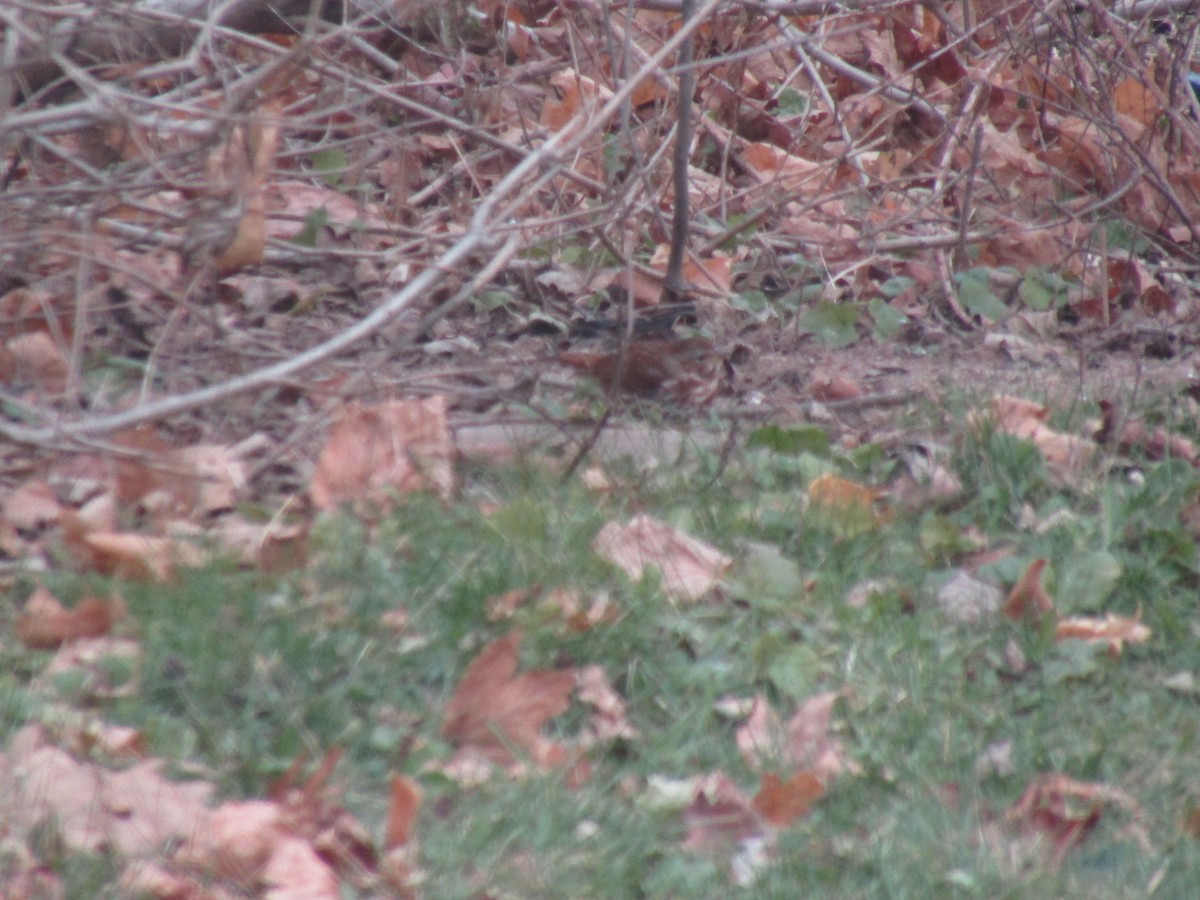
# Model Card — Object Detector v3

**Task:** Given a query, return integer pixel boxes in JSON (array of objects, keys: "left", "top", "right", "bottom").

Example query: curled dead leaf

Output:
[
  {"left": 16, "top": 585, "right": 125, "bottom": 649},
  {"left": 1056, "top": 612, "right": 1150, "bottom": 657},
  {"left": 1003, "top": 558, "right": 1053, "bottom": 621}
]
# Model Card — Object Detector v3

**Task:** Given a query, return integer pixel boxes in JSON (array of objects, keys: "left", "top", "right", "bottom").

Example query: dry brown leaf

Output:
[
  {"left": 440, "top": 632, "right": 576, "bottom": 769},
  {"left": 1056, "top": 612, "right": 1150, "bottom": 656},
  {"left": 16, "top": 585, "right": 124, "bottom": 649},
  {"left": 741, "top": 141, "right": 824, "bottom": 192},
  {"left": 2, "top": 330, "right": 69, "bottom": 394},
  {"left": 264, "top": 180, "right": 393, "bottom": 244},
  {"left": 984, "top": 396, "right": 1096, "bottom": 473},
  {"left": 71, "top": 527, "right": 204, "bottom": 582},
  {"left": 1003, "top": 774, "right": 1144, "bottom": 869},
  {"left": 681, "top": 772, "right": 766, "bottom": 851},
  {"left": 809, "top": 370, "right": 862, "bottom": 401},
  {"left": 592, "top": 514, "right": 731, "bottom": 603},
  {"left": 262, "top": 835, "right": 339, "bottom": 900},
  {"left": 648, "top": 244, "right": 735, "bottom": 296},
  {"left": 310, "top": 397, "right": 455, "bottom": 511},
  {"left": 3, "top": 478, "right": 61, "bottom": 530},
  {"left": 0, "top": 725, "right": 213, "bottom": 857},
  {"left": 194, "top": 800, "right": 282, "bottom": 882},
  {"left": 807, "top": 473, "right": 887, "bottom": 532},
  {"left": 1003, "top": 557, "right": 1054, "bottom": 621},
  {"left": 737, "top": 693, "right": 851, "bottom": 783},
  {"left": 751, "top": 771, "right": 824, "bottom": 827},
  {"left": 215, "top": 513, "right": 310, "bottom": 573},
  {"left": 576, "top": 664, "right": 638, "bottom": 744},
  {"left": 385, "top": 775, "right": 423, "bottom": 850}
]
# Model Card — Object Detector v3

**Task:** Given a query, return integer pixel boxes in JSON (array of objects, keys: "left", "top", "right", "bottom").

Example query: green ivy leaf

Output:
[
  {"left": 956, "top": 271, "right": 1008, "bottom": 321},
  {"left": 802, "top": 302, "right": 859, "bottom": 348},
  {"left": 868, "top": 297, "right": 908, "bottom": 340}
]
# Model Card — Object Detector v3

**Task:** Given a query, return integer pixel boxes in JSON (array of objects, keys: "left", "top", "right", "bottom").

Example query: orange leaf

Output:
[
  {"left": 385, "top": 775, "right": 423, "bottom": 850},
  {"left": 16, "top": 586, "right": 123, "bottom": 649},
  {"left": 1003, "top": 558, "right": 1054, "bottom": 621},
  {"left": 751, "top": 771, "right": 824, "bottom": 827},
  {"left": 1055, "top": 612, "right": 1150, "bottom": 656}
]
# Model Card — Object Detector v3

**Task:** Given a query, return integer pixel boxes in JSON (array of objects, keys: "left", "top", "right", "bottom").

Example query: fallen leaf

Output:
[
  {"left": 1, "top": 331, "right": 69, "bottom": 394},
  {"left": 0, "top": 725, "right": 213, "bottom": 857},
  {"left": 440, "top": 632, "right": 576, "bottom": 769},
  {"left": 16, "top": 585, "right": 123, "bottom": 649},
  {"left": 2, "top": 478, "right": 61, "bottom": 530},
  {"left": 385, "top": 775, "right": 423, "bottom": 850},
  {"left": 576, "top": 665, "right": 638, "bottom": 744},
  {"left": 737, "top": 692, "right": 852, "bottom": 782},
  {"left": 682, "top": 772, "right": 767, "bottom": 851},
  {"left": 262, "top": 835, "right": 339, "bottom": 900},
  {"left": 1003, "top": 557, "right": 1053, "bottom": 621},
  {"left": 1056, "top": 612, "right": 1150, "bottom": 656},
  {"left": 310, "top": 397, "right": 456, "bottom": 511},
  {"left": 985, "top": 395, "right": 1095, "bottom": 473},
  {"left": 592, "top": 514, "right": 731, "bottom": 603},
  {"left": 807, "top": 473, "right": 887, "bottom": 533},
  {"left": 1003, "top": 773, "right": 1143, "bottom": 869},
  {"left": 751, "top": 771, "right": 824, "bottom": 826}
]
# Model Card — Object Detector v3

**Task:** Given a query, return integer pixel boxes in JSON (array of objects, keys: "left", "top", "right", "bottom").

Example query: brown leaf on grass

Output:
[
  {"left": 310, "top": 397, "right": 455, "bottom": 511},
  {"left": 385, "top": 775, "right": 423, "bottom": 850},
  {"left": 984, "top": 395, "right": 1095, "bottom": 473},
  {"left": 592, "top": 514, "right": 731, "bottom": 603},
  {"left": 807, "top": 473, "right": 888, "bottom": 533},
  {"left": 1056, "top": 612, "right": 1150, "bottom": 657},
  {"left": 0, "top": 724, "right": 213, "bottom": 857},
  {"left": 441, "top": 632, "right": 576, "bottom": 768},
  {"left": 682, "top": 772, "right": 767, "bottom": 851},
  {"left": 16, "top": 584, "right": 124, "bottom": 649},
  {"left": 380, "top": 775, "right": 426, "bottom": 897},
  {"left": 751, "top": 771, "right": 824, "bottom": 827},
  {"left": 736, "top": 692, "right": 852, "bottom": 783},
  {"left": 1003, "top": 774, "right": 1144, "bottom": 869},
  {"left": 179, "top": 751, "right": 378, "bottom": 895},
  {"left": 1097, "top": 401, "right": 1200, "bottom": 466},
  {"left": 576, "top": 664, "right": 638, "bottom": 744},
  {"left": 1003, "top": 557, "right": 1053, "bottom": 621},
  {"left": 60, "top": 514, "right": 206, "bottom": 582}
]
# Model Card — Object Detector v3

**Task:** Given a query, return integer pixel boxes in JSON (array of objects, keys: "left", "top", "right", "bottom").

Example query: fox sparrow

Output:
[{"left": 559, "top": 337, "right": 724, "bottom": 405}]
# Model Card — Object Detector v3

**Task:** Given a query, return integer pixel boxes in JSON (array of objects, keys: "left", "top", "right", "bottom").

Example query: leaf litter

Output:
[{"left": 1, "top": 0, "right": 1199, "bottom": 893}]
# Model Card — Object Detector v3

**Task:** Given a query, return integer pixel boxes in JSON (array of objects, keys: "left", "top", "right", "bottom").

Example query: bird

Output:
[{"left": 559, "top": 336, "right": 725, "bottom": 405}]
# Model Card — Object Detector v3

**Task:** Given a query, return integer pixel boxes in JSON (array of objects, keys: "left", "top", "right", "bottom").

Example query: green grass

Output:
[{"left": 5, "top": 406, "right": 1200, "bottom": 897}]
